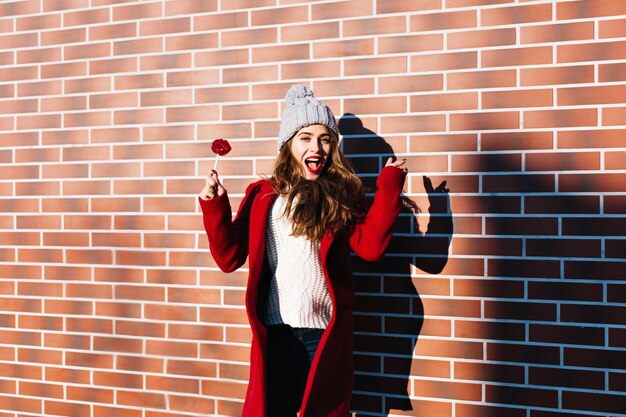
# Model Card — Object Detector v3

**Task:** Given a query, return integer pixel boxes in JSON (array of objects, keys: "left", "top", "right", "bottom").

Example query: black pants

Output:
[{"left": 266, "top": 324, "right": 324, "bottom": 417}]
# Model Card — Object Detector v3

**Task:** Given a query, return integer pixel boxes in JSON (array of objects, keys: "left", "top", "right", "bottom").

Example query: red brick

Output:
[
  {"left": 251, "top": 5, "right": 307, "bottom": 25},
  {"left": 280, "top": 22, "right": 338, "bottom": 44},
  {"left": 448, "top": 69, "right": 515, "bottom": 90},
  {"left": 43, "top": 231, "right": 89, "bottom": 247},
  {"left": 486, "top": 385, "right": 557, "bottom": 408},
  {"left": 114, "top": 38, "right": 162, "bottom": 56},
  {"left": 65, "top": 42, "right": 111, "bottom": 60},
  {"left": 559, "top": 84, "right": 626, "bottom": 106},
  {"left": 116, "top": 355, "right": 163, "bottom": 373},
  {"left": 168, "top": 323, "right": 222, "bottom": 342},
  {"left": 0, "top": 66, "right": 38, "bottom": 82},
  {"left": 0, "top": 0, "right": 40, "bottom": 15},
  {"left": 45, "top": 265, "right": 91, "bottom": 281},
  {"left": 44, "top": 0, "right": 88, "bottom": 11},
  {"left": 603, "top": 106, "right": 626, "bottom": 126},
  {"left": 222, "top": 27, "right": 276, "bottom": 47},
  {"left": 91, "top": 92, "right": 138, "bottom": 109},
  {"left": 482, "top": 46, "right": 552, "bottom": 68},
  {"left": 448, "top": 28, "right": 515, "bottom": 49},
  {"left": 527, "top": 238, "right": 601, "bottom": 258},
  {"left": 411, "top": 92, "right": 477, "bottom": 112},
  {"left": 223, "top": 65, "right": 278, "bottom": 84},
  {"left": 411, "top": 51, "right": 477, "bottom": 71},
  {"left": 140, "top": 89, "right": 192, "bottom": 107},
  {"left": 380, "top": 0, "right": 441, "bottom": 13},
  {"left": 563, "top": 391, "right": 626, "bottom": 415},
  {"left": 65, "top": 76, "right": 111, "bottom": 93},
  {"left": 252, "top": 43, "right": 310, "bottom": 63},
  {"left": 522, "top": 21, "right": 593, "bottom": 44},
  {"left": 410, "top": 10, "right": 476, "bottom": 31},
  {"left": 140, "top": 53, "right": 192, "bottom": 71},
  {"left": 17, "top": 47, "right": 62, "bottom": 65},
  {"left": 344, "top": 96, "right": 406, "bottom": 115},
  {"left": 526, "top": 151, "right": 600, "bottom": 171},
  {"left": 525, "top": 108, "right": 597, "bottom": 128},
  {"left": 116, "top": 320, "right": 164, "bottom": 338},
  {"left": 483, "top": 3, "right": 551, "bottom": 26},
  {"left": 196, "top": 49, "right": 248, "bottom": 67},
  {"left": 65, "top": 8, "right": 109, "bottom": 26},
  {"left": 90, "top": 22, "right": 136, "bottom": 41},
  {"left": 164, "top": 0, "right": 216, "bottom": 15},
  {"left": 64, "top": 111, "right": 112, "bottom": 128},
  {"left": 531, "top": 323, "right": 604, "bottom": 346},
  {"left": 93, "top": 371, "right": 143, "bottom": 389},
  {"left": 146, "top": 339, "right": 197, "bottom": 358},
  {"left": 380, "top": 34, "right": 443, "bottom": 54},
  {"left": 600, "top": 62, "right": 626, "bottom": 82},
  {"left": 488, "top": 342, "right": 560, "bottom": 365},
  {"left": 557, "top": 0, "right": 626, "bottom": 19},
  {"left": 66, "top": 249, "right": 113, "bottom": 265},
  {"left": 115, "top": 73, "right": 164, "bottom": 90},
  {"left": 560, "top": 173, "right": 626, "bottom": 192},
  {"left": 558, "top": 40, "right": 626, "bottom": 63},
  {"left": 112, "top": 144, "right": 161, "bottom": 160},
  {"left": 523, "top": 65, "right": 594, "bottom": 87},
  {"left": 113, "top": 2, "right": 162, "bottom": 21},
  {"left": 483, "top": 88, "right": 552, "bottom": 109},
  {"left": 114, "top": 108, "right": 163, "bottom": 125},
  {"left": 17, "top": 114, "right": 62, "bottom": 130},
  {"left": 117, "top": 391, "right": 166, "bottom": 409},
  {"left": 91, "top": 162, "right": 141, "bottom": 178},
  {"left": 486, "top": 216, "right": 558, "bottom": 236},
  {"left": 194, "top": 11, "right": 247, "bottom": 31},
  {"left": 139, "top": 17, "right": 190, "bottom": 36},
  {"left": 526, "top": 195, "right": 599, "bottom": 214},
  {"left": 447, "top": 0, "right": 511, "bottom": 6},
  {"left": 18, "top": 80, "right": 62, "bottom": 97},
  {"left": 0, "top": 395, "right": 41, "bottom": 414},
  {"left": 281, "top": 61, "right": 338, "bottom": 81},
  {"left": 220, "top": 0, "right": 274, "bottom": 10},
  {"left": 456, "top": 361, "right": 524, "bottom": 385},
  {"left": 0, "top": 33, "right": 38, "bottom": 49},
  {"left": 312, "top": 0, "right": 373, "bottom": 20},
  {"left": 166, "top": 33, "right": 218, "bottom": 51},
  {"left": 606, "top": 151, "right": 626, "bottom": 170},
  {"left": 381, "top": 114, "right": 445, "bottom": 134},
  {"left": 457, "top": 403, "right": 525, "bottom": 417},
  {"left": 451, "top": 111, "right": 519, "bottom": 131},
  {"left": 166, "top": 69, "right": 220, "bottom": 87},
  {"left": 216, "top": 103, "right": 268, "bottom": 122},
  {"left": 488, "top": 258, "right": 559, "bottom": 278},
  {"left": 347, "top": 56, "right": 408, "bottom": 76},
  {"left": 558, "top": 129, "right": 625, "bottom": 149},
  {"left": 89, "top": 57, "right": 137, "bottom": 75}
]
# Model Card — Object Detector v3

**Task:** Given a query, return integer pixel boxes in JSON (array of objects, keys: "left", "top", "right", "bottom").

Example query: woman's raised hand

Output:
[
  {"left": 199, "top": 170, "right": 226, "bottom": 200},
  {"left": 385, "top": 157, "right": 408, "bottom": 175}
]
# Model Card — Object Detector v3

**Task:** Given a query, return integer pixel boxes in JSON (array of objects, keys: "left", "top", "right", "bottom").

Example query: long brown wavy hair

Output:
[{"left": 270, "top": 130, "right": 366, "bottom": 241}]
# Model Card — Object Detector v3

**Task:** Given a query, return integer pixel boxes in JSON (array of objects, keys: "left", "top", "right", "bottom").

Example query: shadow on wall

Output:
[{"left": 338, "top": 114, "right": 453, "bottom": 416}]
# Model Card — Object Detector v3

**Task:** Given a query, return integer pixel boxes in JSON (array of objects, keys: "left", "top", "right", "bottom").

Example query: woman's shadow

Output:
[{"left": 338, "top": 114, "right": 453, "bottom": 416}]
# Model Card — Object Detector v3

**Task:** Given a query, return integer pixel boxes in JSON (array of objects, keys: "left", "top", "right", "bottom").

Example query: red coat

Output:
[{"left": 199, "top": 166, "right": 405, "bottom": 417}]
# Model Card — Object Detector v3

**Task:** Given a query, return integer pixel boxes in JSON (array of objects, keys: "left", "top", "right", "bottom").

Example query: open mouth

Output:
[{"left": 304, "top": 156, "right": 324, "bottom": 174}]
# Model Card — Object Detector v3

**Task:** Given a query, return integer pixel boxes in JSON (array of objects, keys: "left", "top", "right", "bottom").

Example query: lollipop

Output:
[{"left": 211, "top": 139, "right": 231, "bottom": 170}]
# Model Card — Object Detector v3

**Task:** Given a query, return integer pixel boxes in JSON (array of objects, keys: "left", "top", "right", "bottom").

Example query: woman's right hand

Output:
[{"left": 199, "top": 170, "right": 226, "bottom": 200}]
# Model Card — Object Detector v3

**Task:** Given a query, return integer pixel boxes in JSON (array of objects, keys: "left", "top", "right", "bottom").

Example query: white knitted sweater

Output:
[{"left": 261, "top": 195, "right": 333, "bottom": 329}]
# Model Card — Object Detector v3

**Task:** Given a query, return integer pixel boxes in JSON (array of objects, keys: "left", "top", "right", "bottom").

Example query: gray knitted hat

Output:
[{"left": 278, "top": 84, "right": 339, "bottom": 151}]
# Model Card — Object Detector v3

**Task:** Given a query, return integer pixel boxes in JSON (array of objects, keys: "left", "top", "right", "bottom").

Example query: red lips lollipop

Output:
[{"left": 211, "top": 139, "right": 231, "bottom": 170}]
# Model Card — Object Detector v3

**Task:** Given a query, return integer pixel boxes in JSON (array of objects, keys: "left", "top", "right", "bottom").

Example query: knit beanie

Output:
[{"left": 278, "top": 84, "right": 339, "bottom": 151}]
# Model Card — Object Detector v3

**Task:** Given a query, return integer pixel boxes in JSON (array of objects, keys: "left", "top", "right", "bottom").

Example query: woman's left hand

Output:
[{"left": 385, "top": 157, "right": 408, "bottom": 174}]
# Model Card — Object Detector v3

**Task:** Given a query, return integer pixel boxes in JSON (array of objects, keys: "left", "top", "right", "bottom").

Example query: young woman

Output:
[{"left": 199, "top": 85, "right": 407, "bottom": 417}]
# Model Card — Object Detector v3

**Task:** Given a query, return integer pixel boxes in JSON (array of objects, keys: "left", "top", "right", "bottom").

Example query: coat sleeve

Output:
[
  {"left": 198, "top": 182, "right": 260, "bottom": 273},
  {"left": 349, "top": 166, "right": 405, "bottom": 262}
]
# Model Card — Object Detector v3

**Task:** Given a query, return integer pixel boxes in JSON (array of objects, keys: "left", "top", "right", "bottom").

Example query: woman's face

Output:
[{"left": 290, "top": 124, "right": 332, "bottom": 181}]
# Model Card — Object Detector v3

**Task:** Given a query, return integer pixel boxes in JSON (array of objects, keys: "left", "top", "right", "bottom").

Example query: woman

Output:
[{"left": 199, "top": 85, "right": 407, "bottom": 417}]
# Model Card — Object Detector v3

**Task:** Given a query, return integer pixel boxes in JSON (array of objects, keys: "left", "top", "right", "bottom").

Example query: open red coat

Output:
[{"left": 199, "top": 167, "right": 404, "bottom": 417}]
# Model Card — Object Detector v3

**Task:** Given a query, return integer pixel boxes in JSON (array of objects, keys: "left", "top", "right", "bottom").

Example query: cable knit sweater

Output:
[{"left": 261, "top": 195, "right": 333, "bottom": 329}]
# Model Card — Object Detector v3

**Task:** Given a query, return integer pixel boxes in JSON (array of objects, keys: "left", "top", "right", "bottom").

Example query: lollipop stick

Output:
[{"left": 213, "top": 154, "right": 219, "bottom": 171}]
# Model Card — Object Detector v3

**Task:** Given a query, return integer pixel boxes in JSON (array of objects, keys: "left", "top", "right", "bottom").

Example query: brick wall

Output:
[{"left": 1, "top": 0, "right": 625, "bottom": 416}]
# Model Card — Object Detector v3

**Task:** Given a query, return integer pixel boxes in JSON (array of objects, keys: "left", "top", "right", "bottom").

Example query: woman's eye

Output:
[{"left": 321, "top": 138, "right": 330, "bottom": 144}]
